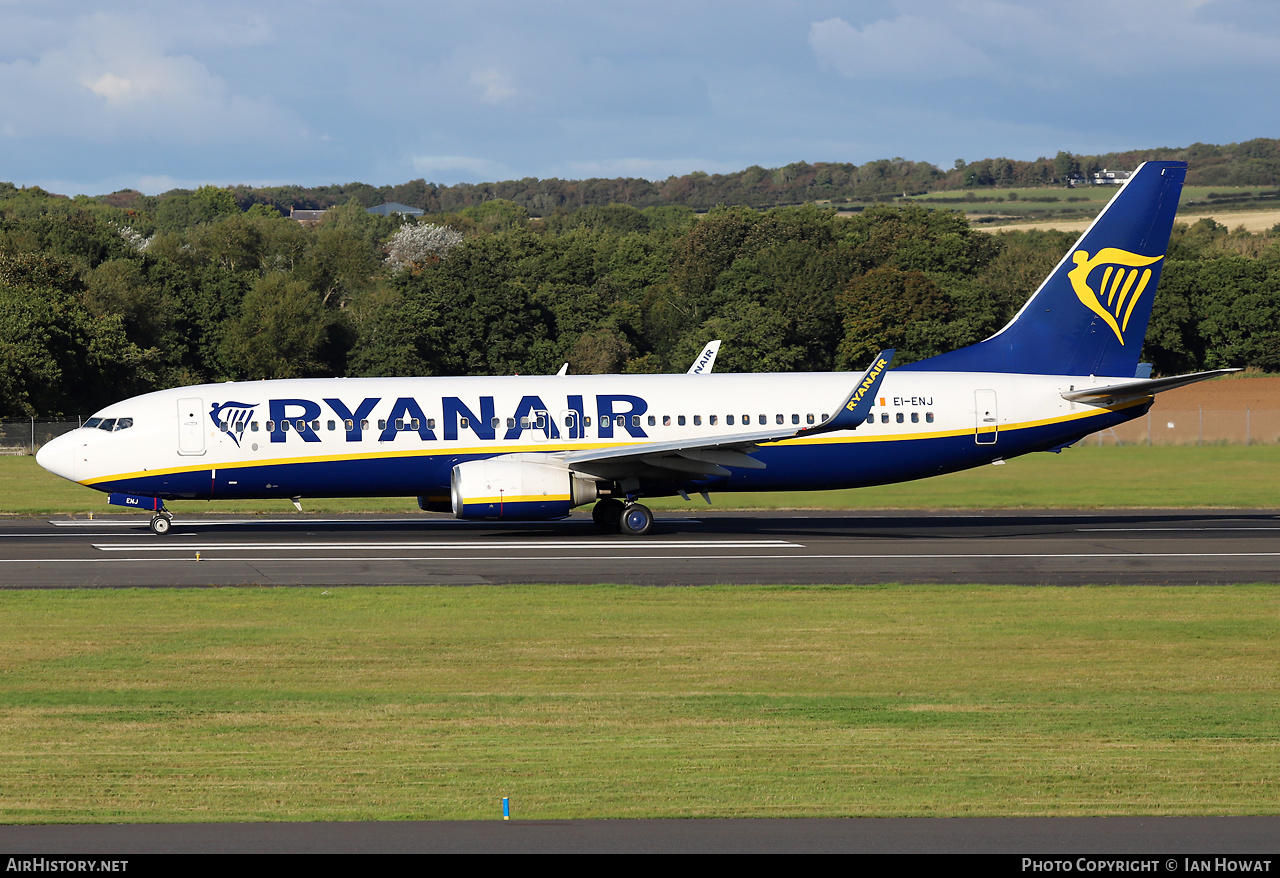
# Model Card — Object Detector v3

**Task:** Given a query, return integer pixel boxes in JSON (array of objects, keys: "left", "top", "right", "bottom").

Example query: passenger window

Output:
[
  {"left": 219, "top": 422, "right": 229, "bottom": 432},
  {"left": 295, "top": 420, "right": 306, "bottom": 431},
  {"left": 266, "top": 420, "right": 276, "bottom": 432},
  {"left": 880, "top": 413, "right": 889, "bottom": 424},
  {"left": 693, "top": 415, "right": 701, "bottom": 426},
  {"left": 911, "top": 412, "right": 919, "bottom": 423},
  {"left": 251, "top": 421, "right": 259, "bottom": 432},
  {"left": 360, "top": 419, "right": 369, "bottom": 431},
  {"left": 926, "top": 412, "right": 934, "bottom": 423},
  {"left": 791, "top": 414, "right": 799, "bottom": 425},
  {"left": 395, "top": 419, "right": 404, "bottom": 431},
  {"left": 647, "top": 415, "right": 656, "bottom": 426},
  {"left": 663, "top": 415, "right": 671, "bottom": 426},
  {"left": 776, "top": 414, "right": 784, "bottom": 425},
  {"left": 743, "top": 414, "right": 752, "bottom": 424},
  {"left": 678, "top": 415, "right": 686, "bottom": 426},
  {"left": 632, "top": 415, "right": 640, "bottom": 427},
  {"left": 865, "top": 414, "right": 874, "bottom": 425},
  {"left": 710, "top": 415, "right": 717, "bottom": 425},
  {"left": 281, "top": 421, "right": 290, "bottom": 432},
  {"left": 583, "top": 416, "right": 592, "bottom": 426},
  {"left": 806, "top": 414, "right": 814, "bottom": 425},
  {"left": 507, "top": 418, "right": 516, "bottom": 429},
  {"left": 377, "top": 419, "right": 386, "bottom": 430},
  {"left": 427, "top": 419, "right": 436, "bottom": 430},
  {"left": 344, "top": 419, "right": 353, "bottom": 431},
  {"left": 411, "top": 419, "right": 420, "bottom": 431},
  {"left": 760, "top": 414, "right": 767, "bottom": 424},
  {"left": 895, "top": 413, "right": 904, "bottom": 424},
  {"left": 564, "top": 415, "right": 573, "bottom": 427},
  {"left": 727, "top": 415, "right": 735, "bottom": 426},
  {"left": 520, "top": 418, "right": 531, "bottom": 429},
  {"left": 310, "top": 420, "right": 319, "bottom": 431},
  {"left": 460, "top": 417, "right": 469, "bottom": 428}
]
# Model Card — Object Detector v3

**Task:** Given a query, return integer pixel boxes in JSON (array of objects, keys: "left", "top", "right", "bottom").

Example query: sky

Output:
[{"left": 2, "top": 0, "right": 1278, "bottom": 196}]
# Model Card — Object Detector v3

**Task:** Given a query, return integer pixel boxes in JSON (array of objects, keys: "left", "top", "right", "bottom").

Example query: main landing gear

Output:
[{"left": 591, "top": 497, "right": 653, "bottom": 536}]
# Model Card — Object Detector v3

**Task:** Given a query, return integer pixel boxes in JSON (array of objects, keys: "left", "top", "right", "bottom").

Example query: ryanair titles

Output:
[
  {"left": 210, "top": 394, "right": 651, "bottom": 444},
  {"left": 845, "top": 356, "right": 890, "bottom": 413}
]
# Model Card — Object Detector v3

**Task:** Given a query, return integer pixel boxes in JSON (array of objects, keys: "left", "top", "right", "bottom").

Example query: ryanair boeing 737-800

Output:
[{"left": 37, "top": 161, "right": 1231, "bottom": 535}]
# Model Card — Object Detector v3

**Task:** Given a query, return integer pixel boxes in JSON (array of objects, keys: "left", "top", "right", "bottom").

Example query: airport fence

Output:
[
  {"left": 1083, "top": 407, "right": 1280, "bottom": 446},
  {"left": 0, "top": 418, "right": 83, "bottom": 456}
]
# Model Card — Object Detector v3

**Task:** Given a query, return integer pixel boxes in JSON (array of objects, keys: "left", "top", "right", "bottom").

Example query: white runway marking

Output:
[
  {"left": 1077, "top": 526, "right": 1280, "bottom": 532},
  {"left": 91, "top": 539, "right": 800, "bottom": 552}
]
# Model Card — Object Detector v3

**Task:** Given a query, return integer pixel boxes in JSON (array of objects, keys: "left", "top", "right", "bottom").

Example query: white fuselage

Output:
[{"left": 37, "top": 370, "right": 1142, "bottom": 502}]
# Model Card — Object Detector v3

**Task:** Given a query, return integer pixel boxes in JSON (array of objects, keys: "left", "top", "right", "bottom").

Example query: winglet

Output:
[
  {"left": 805, "top": 350, "right": 894, "bottom": 435},
  {"left": 687, "top": 340, "right": 721, "bottom": 374}
]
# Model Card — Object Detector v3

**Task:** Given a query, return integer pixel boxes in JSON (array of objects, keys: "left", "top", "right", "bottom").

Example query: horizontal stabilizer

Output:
[{"left": 1061, "top": 369, "right": 1240, "bottom": 407}]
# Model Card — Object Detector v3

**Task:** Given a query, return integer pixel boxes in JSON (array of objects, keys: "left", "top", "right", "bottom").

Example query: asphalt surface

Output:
[
  {"left": 2, "top": 816, "right": 1279, "bottom": 854},
  {"left": 3, "top": 508, "right": 1280, "bottom": 587}
]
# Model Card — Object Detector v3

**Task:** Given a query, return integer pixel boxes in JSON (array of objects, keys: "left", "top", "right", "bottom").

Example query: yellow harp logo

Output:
[{"left": 1066, "top": 248, "right": 1164, "bottom": 345}]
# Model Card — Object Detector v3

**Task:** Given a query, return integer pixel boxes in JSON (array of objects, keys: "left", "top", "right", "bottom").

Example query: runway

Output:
[
  {"left": 3, "top": 508, "right": 1280, "bottom": 587},
  {"left": 3, "top": 816, "right": 1279, "bottom": 854}
]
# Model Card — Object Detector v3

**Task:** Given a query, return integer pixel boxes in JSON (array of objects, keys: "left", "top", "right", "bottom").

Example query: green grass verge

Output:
[
  {"left": 2, "top": 585, "right": 1278, "bottom": 822},
  {"left": 6, "top": 445, "right": 1280, "bottom": 517}
]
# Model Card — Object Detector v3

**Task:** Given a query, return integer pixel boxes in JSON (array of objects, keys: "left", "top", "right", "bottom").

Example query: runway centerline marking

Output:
[{"left": 91, "top": 539, "right": 801, "bottom": 552}]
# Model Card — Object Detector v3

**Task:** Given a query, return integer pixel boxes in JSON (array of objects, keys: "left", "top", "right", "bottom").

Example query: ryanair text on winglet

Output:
[{"left": 845, "top": 356, "right": 889, "bottom": 412}]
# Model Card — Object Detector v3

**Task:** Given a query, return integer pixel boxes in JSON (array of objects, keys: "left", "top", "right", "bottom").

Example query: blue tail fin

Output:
[{"left": 902, "top": 160, "right": 1187, "bottom": 377}]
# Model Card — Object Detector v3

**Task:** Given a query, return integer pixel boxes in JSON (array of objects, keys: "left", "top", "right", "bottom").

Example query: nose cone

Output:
[{"left": 36, "top": 433, "right": 77, "bottom": 482}]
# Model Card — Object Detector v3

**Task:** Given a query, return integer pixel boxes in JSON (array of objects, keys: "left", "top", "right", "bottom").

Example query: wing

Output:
[{"left": 560, "top": 351, "right": 894, "bottom": 481}]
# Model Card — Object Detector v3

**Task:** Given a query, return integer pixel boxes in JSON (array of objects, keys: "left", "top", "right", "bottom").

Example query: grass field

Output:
[
  {"left": 5, "top": 445, "right": 1279, "bottom": 518},
  {"left": 2, "top": 584, "right": 1277, "bottom": 822}
]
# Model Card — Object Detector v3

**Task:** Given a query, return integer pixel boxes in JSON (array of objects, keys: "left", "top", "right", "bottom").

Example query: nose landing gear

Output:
[
  {"left": 149, "top": 512, "right": 173, "bottom": 535},
  {"left": 108, "top": 493, "right": 173, "bottom": 535}
]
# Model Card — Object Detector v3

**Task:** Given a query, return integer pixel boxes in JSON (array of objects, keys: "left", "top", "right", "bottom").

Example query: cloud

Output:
[
  {"left": 410, "top": 154, "right": 506, "bottom": 179},
  {"left": 0, "top": 11, "right": 303, "bottom": 147},
  {"left": 565, "top": 157, "right": 740, "bottom": 182},
  {"left": 809, "top": 15, "right": 992, "bottom": 81},
  {"left": 470, "top": 68, "right": 520, "bottom": 106}
]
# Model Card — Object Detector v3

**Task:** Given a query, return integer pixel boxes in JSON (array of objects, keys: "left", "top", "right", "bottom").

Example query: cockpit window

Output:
[{"left": 84, "top": 417, "right": 132, "bottom": 432}]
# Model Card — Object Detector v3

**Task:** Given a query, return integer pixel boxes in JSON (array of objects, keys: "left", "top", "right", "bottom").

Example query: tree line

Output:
[
  {"left": 37, "top": 138, "right": 1280, "bottom": 225},
  {"left": 1, "top": 183, "right": 1278, "bottom": 418}
]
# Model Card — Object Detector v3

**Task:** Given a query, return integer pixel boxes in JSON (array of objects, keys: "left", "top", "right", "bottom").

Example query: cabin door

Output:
[
  {"left": 559, "top": 409, "right": 582, "bottom": 441},
  {"left": 529, "top": 409, "right": 552, "bottom": 443},
  {"left": 177, "top": 398, "right": 206, "bottom": 455},
  {"left": 974, "top": 390, "right": 998, "bottom": 445}
]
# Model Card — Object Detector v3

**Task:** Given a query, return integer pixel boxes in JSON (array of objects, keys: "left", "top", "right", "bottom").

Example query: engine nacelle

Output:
[{"left": 451, "top": 454, "right": 600, "bottom": 520}]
